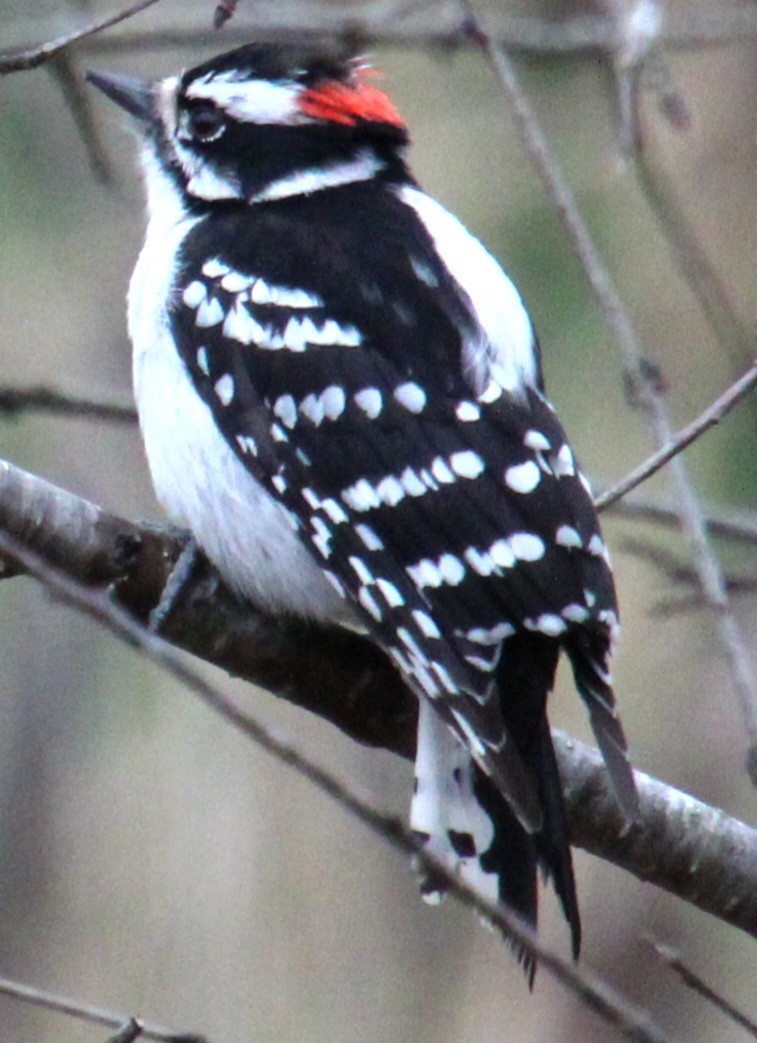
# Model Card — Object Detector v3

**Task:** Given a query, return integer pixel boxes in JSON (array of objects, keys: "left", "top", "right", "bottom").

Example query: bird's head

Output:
[{"left": 87, "top": 42, "right": 410, "bottom": 209}]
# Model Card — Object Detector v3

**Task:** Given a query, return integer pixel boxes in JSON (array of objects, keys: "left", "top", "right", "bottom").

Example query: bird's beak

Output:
[{"left": 86, "top": 70, "right": 155, "bottom": 123}]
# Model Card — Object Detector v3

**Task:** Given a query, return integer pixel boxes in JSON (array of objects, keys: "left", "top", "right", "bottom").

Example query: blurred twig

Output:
[
  {"left": 460, "top": 1, "right": 757, "bottom": 783},
  {"left": 618, "top": 537, "right": 757, "bottom": 617},
  {"left": 0, "top": 528, "right": 677, "bottom": 1043},
  {"left": 77, "top": 6, "right": 757, "bottom": 57},
  {"left": 646, "top": 941, "right": 757, "bottom": 1038},
  {"left": 606, "top": 493, "right": 757, "bottom": 545},
  {"left": 0, "top": 973, "right": 205, "bottom": 1043},
  {"left": 0, "top": 384, "right": 137, "bottom": 424},
  {"left": 3, "top": 4, "right": 757, "bottom": 72},
  {"left": 632, "top": 83, "right": 755, "bottom": 375},
  {"left": 595, "top": 363, "right": 757, "bottom": 511},
  {"left": 1, "top": 456, "right": 756, "bottom": 940},
  {"left": 0, "top": 0, "right": 164, "bottom": 74},
  {"left": 48, "top": 48, "right": 114, "bottom": 183}
]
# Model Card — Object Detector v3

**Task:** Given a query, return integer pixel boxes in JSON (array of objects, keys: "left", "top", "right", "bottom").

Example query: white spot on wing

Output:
[
  {"left": 455, "top": 400, "right": 481, "bottom": 422},
  {"left": 196, "top": 297, "right": 225, "bottom": 327},
  {"left": 376, "top": 578, "right": 404, "bottom": 608},
  {"left": 321, "top": 497, "right": 348, "bottom": 524},
  {"left": 341, "top": 478, "right": 380, "bottom": 513},
  {"left": 464, "top": 546, "right": 496, "bottom": 576},
  {"left": 376, "top": 475, "right": 405, "bottom": 506},
  {"left": 551, "top": 444, "right": 575, "bottom": 477},
  {"left": 273, "top": 394, "right": 297, "bottom": 429},
  {"left": 182, "top": 280, "right": 206, "bottom": 308},
  {"left": 399, "top": 467, "right": 427, "bottom": 498},
  {"left": 524, "top": 429, "right": 551, "bottom": 451},
  {"left": 509, "top": 532, "right": 546, "bottom": 561},
  {"left": 407, "top": 558, "right": 442, "bottom": 589},
  {"left": 464, "top": 622, "right": 516, "bottom": 645},
  {"left": 321, "top": 385, "right": 346, "bottom": 421},
  {"left": 355, "top": 523, "right": 383, "bottom": 550},
  {"left": 235, "top": 434, "right": 258, "bottom": 456},
  {"left": 220, "top": 271, "right": 253, "bottom": 293},
  {"left": 354, "top": 387, "right": 383, "bottom": 418},
  {"left": 588, "top": 533, "right": 605, "bottom": 556},
  {"left": 450, "top": 450, "right": 485, "bottom": 480},
  {"left": 489, "top": 539, "right": 516, "bottom": 569},
  {"left": 311, "top": 516, "right": 333, "bottom": 558},
  {"left": 556, "top": 524, "right": 582, "bottom": 548},
  {"left": 349, "top": 555, "right": 374, "bottom": 585},
  {"left": 223, "top": 300, "right": 267, "bottom": 345},
  {"left": 358, "top": 586, "right": 383, "bottom": 621},
  {"left": 505, "top": 460, "right": 540, "bottom": 493},
  {"left": 430, "top": 457, "right": 455, "bottom": 484},
  {"left": 300, "top": 392, "right": 325, "bottom": 426},
  {"left": 525, "top": 613, "right": 567, "bottom": 637},
  {"left": 479, "top": 380, "right": 503, "bottom": 404},
  {"left": 393, "top": 382, "right": 427, "bottom": 413},
  {"left": 202, "top": 259, "right": 230, "bottom": 279},
  {"left": 196, "top": 346, "right": 210, "bottom": 375},
  {"left": 438, "top": 553, "right": 465, "bottom": 585},
  {"left": 214, "top": 373, "right": 234, "bottom": 406},
  {"left": 410, "top": 256, "right": 439, "bottom": 286},
  {"left": 283, "top": 316, "right": 307, "bottom": 352},
  {"left": 412, "top": 610, "right": 441, "bottom": 638}
]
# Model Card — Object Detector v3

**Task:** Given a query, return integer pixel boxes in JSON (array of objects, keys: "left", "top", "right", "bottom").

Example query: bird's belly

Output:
[{"left": 132, "top": 326, "right": 350, "bottom": 623}]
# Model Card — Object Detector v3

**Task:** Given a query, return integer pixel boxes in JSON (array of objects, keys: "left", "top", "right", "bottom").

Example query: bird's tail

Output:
[
  {"left": 410, "top": 717, "right": 579, "bottom": 982},
  {"left": 410, "top": 633, "right": 580, "bottom": 980}
]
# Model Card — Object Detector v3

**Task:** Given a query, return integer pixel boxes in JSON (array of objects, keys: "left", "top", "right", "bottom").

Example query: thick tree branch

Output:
[
  {"left": 0, "top": 528, "right": 680, "bottom": 1043},
  {"left": 1, "top": 457, "right": 755, "bottom": 938}
]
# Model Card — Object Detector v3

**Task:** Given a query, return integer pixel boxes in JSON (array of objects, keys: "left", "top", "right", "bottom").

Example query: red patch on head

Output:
[{"left": 299, "top": 80, "right": 405, "bottom": 128}]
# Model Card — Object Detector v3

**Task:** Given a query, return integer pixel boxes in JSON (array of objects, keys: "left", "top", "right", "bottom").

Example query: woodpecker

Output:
[{"left": 88, "top": 43, "right": 638, "bottom": 969}]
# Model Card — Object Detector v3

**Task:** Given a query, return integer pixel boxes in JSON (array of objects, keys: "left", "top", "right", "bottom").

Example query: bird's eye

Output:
[{"left": 186, "top": 104, "right": 226, "bottom": 142}]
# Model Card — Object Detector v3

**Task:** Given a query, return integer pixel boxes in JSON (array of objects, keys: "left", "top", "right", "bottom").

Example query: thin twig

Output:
[
  {"left": 48, "top": 49, "right": 114, "bottom": 184},
  {"left": 0, "top": 0, "right": 164, "bottom": 74},
  {"left": 647, "top": 941, "right": 757, "bottom": 1039},
  {"left": 606, "top": 493, "right": 757, "bottom": 544},
  {"left": 62, "top": 6, "right": 757, "bottom": 59},
  {"left": 619, "top": 536, "right": 757, "bottom": 596},
  {"left": 461, "top": 1, "right": 757, "bottom": 781},
  {"left": 0, "top": 527, "right": 678, "bottom": 1043},
  {"left": 2, "top": 4, "right": 756, "bottom": 73},
  {"left": 0, "top": 385, "right": 137, "bottom": 424},
  {"left": 632, "top": 90, "right": 754, "bottom": 374},
  {"left": 0, "top": 973, "right": 204, "bottom": 1043},
  {"left": 595, "top": 363, "right": 757, "bottom": 510}
]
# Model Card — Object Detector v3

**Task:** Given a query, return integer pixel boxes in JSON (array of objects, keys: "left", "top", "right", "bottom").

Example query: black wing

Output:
[{"left": 169, "top": 183, "right": 636, "bottom": 824}]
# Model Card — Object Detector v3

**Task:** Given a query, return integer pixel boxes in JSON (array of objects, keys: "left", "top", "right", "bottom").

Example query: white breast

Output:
[{"left": 127, "top": 152, "right": 351, "bottom": 622}]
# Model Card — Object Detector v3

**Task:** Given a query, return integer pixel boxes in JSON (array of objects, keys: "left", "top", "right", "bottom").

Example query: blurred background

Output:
[{"left": 0, "top": 1, "right": 755, "bottom": 1040}]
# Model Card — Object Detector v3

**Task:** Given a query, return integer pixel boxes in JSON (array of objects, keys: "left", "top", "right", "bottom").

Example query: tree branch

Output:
[
  {"left": 0, "top": 0, "right": 164, "bottom": 74},
  {"left": 0, "top": 973, "right": 204, "bottom": 1043},
  {"left": 1, "top": 456, "right": 755, "bottom": 938},
  {"left": 646, "top": 941, "right": 757, "bottom": 1038},
  {"left": 0, "top": 527, "right": 680, "bottom": 1043},
  {"left": 595, "top": 362, "right": 757, "bottom": 511}
]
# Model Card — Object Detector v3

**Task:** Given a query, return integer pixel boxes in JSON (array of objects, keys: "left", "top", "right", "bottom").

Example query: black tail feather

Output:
[
  {"left": 473, "top": 632, "right": 581, "bottom": 977},
  {"left": 566, "top": 628, "right": 639, "bottom": 819}
]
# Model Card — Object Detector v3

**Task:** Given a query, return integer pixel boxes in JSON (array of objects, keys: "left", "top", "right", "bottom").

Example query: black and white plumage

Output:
[{"left": 88, "top": 43, "right": 638, "bottom": 968}]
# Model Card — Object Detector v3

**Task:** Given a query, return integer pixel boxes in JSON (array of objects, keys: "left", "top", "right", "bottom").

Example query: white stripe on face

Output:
[{"left": 185, "top": 76, "right": 304, "bottom": 125}]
